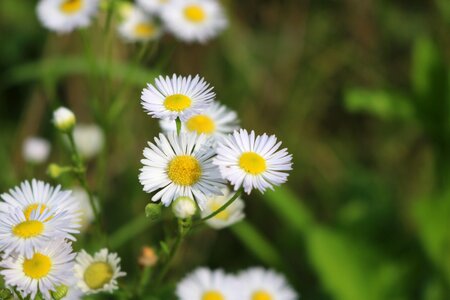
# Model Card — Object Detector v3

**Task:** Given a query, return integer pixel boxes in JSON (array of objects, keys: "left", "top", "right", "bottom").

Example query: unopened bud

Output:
[
  {"left": 53, "top": 107, "right": 76, "bottom": 132},
  {"left": 145, "top": 203, "right": 162, "bottom": 220},
  {"left": 0, "top": 288, "right": 13, "bottom": 300},
  {"left": 172, "top": 196, "right": 196, "bottom": 219},
  {"left": 138, "top": 246, "right": 158, "bottom": 267},
  {"left": 51, "top": 285, "right": 68, "bottom": 300}
]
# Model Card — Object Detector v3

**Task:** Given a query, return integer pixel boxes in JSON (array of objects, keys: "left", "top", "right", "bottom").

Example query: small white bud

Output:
[
  {"left": 172, "top": 196, "right": 197, "bottom": 219},
  {"left": 73, "top": 124, "right": 105, "bottom": 159},
  {"left": 53, "top": 107, "right": 76, "bottom": 132},
  {"left": 22, "top": 137, "right": 50, "bottom": 164}
]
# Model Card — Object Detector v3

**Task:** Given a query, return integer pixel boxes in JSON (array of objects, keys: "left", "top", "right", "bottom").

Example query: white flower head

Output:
[
  {"left": 22, "top": 137, "right": 51, "bottom": 164},
  {"left": 176, "top": 267, "right": 238, "bottom": 300},
  {"left": 118, "top": 5, "right": 162, "bottom": 42},
  {"left": 141, "top": 74, "right": 215, "bottom": 121},
  {"left": 0, "top": 239, "right": 76, "bottom": 300},
  {"left": 136, "top": 0, "right": 171, "bottom": 15},
  {"left": 172, "top": 196, "right": 197, "bottom": 219},
  {"left": 71, "top": 187, "right": 96, "bottom": 231},
  {"left": 160, "top": 101, "right": 239, "bottom": 143},
  {"left": 139, "top": 132, "right": 225, "bottom": 208},
  {"left": 213, "top": 129, "right": 293, "bottom": 194},
  {"left": 53, "top": 107, "right": 76, "bottom": 132},
  {"left": 238, "top": 267, "right": 298, "bottom": 300},
  {"left": 201, "top": 187, "right": 245, "bottom": 229},
  {"left": 73, "top": 124, "right": 104, "bottom": 159},
  {"left": 75, "top": 249, "right": 126, "bottom": 294},
  {"left": 161, "top": 0, "right": 227, "bottom": 43},
  {"left": 36, "top": 0, "right": 100, "bottom": 33}
]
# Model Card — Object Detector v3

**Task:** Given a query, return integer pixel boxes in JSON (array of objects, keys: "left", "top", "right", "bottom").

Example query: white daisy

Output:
[
  {"left": 213, "top": 129, "right": 293, "bottom": 194},
  {"left": 201, "top": 187, "right": 245, "bottom": 229},
  {"left": 118, "top": 5, "right": 162, "bottom": 43},
  {"left": 176, "top": 267, "right": 238, "bottom": 300},
  {"left": 22, "top": 137, "right": 51, "bottom": 164},
  {"left": 160, "top": 102, "right": 239, "bottom": 142},
  {"left": 161, "top": 0, "right": 227, "bottom": 43},
  {"left": 136, "top": 0, "right": 171, "bottom": 14},
  {"left": 139, "top": 132, "right": 225, "bottom": 208},
  {"left": 36, "top": 0, "right": 100, "bottom": 34},
  {"left": 237, "top": 267, "right": 298, "bottom": 300},
  {"left": 0, "top": 180, "right": 80, "bottom": 230},
  {"left": 73, "top": 124, "right": 104, "bottom": 159},
  {"left": 0, "top": 207, "right": 79, "bottom": 258},
  {"left": 0, "top": 239, "right": 76, "bottom": 300},
  {"left": 141, "top": 74, "right": 215, "bottom": 121},
  {"left": 74, "top": 249, "right": 126, "bottom": 294}
]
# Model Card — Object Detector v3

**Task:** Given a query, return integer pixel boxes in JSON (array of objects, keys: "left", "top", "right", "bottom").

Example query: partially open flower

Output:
[{"left": 138, "top": 246, "right": 158, "bottom": 267}]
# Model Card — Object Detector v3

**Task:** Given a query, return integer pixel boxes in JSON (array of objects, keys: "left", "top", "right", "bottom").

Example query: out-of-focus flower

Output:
[
  {"left": 161, "top": 0, "right": 227, "bottom": 43},
  {"left": 74, "top": 249, "right": 126, "bottom": 294},
  {"left": 73, "top": 124, "right": 104, "bottom": 159},
  {"left": 36, "top": 0, "right": 100, "bottom": 33},
  {"left": 172, "top": 196, "right": 197, "bottom": 219},
  {"left": 138, "top": 246, "right": 158, "bottom": 267},
  {"left": 22, "top": 137, "right": 51, "bottom": 164},
  {"left": 118, "top": 5, "right": 162, "bottom": 43},
  {"left": 71, "top": 187, "right": 96, "bottom": 231},
  {"left": 136, "top": 0, "right": 171, "bottom": 15},
  {"left": 141, "top": 74, "right": 215, "bottom": 121},
  {"left": 201, "top": 187, "right": 244, "bottom": 229},
  {"left": 53, "top": 107, "right": 76, "bottom": 132},
  {"left": 214, "top": 129, "right": 293, "bottom": 194}
]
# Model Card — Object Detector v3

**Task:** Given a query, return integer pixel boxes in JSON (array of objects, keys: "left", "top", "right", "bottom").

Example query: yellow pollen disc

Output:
[
  {"left": 202, "top": 290, "right": 225, "bottom": 300},
  {"left": 211, "top": 202, "right": 229, "bottom": 221},
  {"left": 252, "top": 290, "right": 273, "bottom": 300},
  {"left": 164, "top": 94, "right": 192, "bottom": 112},
  {"left": 12, "top": 220, "right": 44, "bottom": 239},
  {"left": 134, "top": 23, "right": 156, "bottom": 38},
  {"left": 168, "top": 155, "right": 202, "bottom": 186},
  {"left": 186, "top": 115, "right": 215, "bottom": 134},
  {"left": 239, "top": 152, "right": 267, "bottom": 175},
  {"left": 60, "top": 0, "right": 83, "bottom": 14},
  {"left": 184, "top": 5, "right": 206, "bottom": 23},
  {"left": 84, "top": 262, "right": 113, "bottom": 290},
  {"left": 23, "top": 253, "right": 52, "bottom": 279},
  {"left": 23, "top": 203, "right": 50, "bottom": 220}
]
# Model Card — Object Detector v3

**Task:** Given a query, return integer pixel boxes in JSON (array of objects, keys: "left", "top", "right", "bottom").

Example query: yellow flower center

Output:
[
  {"left": 202, "top": 290, "right": 225, "bottom": 300},
  {"left": 186, "top": 115, "right": 215, "bottom": 134},
  {"left": 23, "top": 203, "right": 50, "bottom": 220},
  {"left": 12, "top": 220, "right": 44, "bottom": 239},
  {"left": 252, "top": 290, "right": 273, "bottom": 300},
  {"left": 239, "top": 152, "right": 267, "bottom": 175},
  {"left": 211, "top": 202, "right": 229, "bottom": 221},
  {"left": 23, "top": 253, "right": 52, "bottom": 279},
  {"left": 84, "top": 262, "right": 113, "bottom": 290},
  {"left": 168, "top": 155, "right": 202, "bottom": 186},
  {"left": 164, "top": 94, "right": 192, "bottom": 112},
  {"left": 184, "top": 5, "right": 206, "bottom": 23},
  {"left": 60, "top": 0, "right": 83, "bottom": 14},
  {"left": 134, "top": 22, "right": 156, "bottom": 38}
]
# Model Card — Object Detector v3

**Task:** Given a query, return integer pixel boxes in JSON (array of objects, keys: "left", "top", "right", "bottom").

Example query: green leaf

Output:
[{"left": 344, "top": 88, "right": 414, "bottom": 121}]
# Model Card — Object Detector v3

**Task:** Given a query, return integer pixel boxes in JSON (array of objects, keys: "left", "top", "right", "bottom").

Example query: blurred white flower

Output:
[
  {"left": 73, "top": 124, "right": 104, "bottom": 159},
  {"left": 118, "top": 5, "right": 162, "bottom": 43},
  {"left": 36, "top": 0, "right": 100, "bottom": 33},
  {"left": 172, "top": 196, "right": 197, "bottom": 219},
  {"left": 136, "top": 0, "right": 171, "bottom": 15},
  {"left": 201, "top": 187, "right": 245, "bottom": 229},
  {"left": 22, "top": 137, "right": 51, "bottom": 164},
  {"left": 53, "top": 107, "right": 76, "bottom": 132},
  {"left": 161, "top": 0, "right": 227, "bottom": 43},
  {"left": 71, "top": 187, "right": 96, "bottom": 231}
]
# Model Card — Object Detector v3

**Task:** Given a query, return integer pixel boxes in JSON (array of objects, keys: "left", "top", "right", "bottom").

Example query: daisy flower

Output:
[
  {"left": 141, "top": 74, "right": 215, "bottom": 121},
  {"left": 0, "top": 239, "right": 76, "bottom": 300},
  {"left": 136, "top": 0, "right": 171, "bottom": 14},
  {"left": 139, "top": 132, "right": 225, "bottom": 208},
  {"left": 160, "top": 102, "right": 239, "bottom": 142},
  {"left": 0, "top": 180, "right": 80, "bottom": 229},
  {"left": 0, "top": 207, "right": 79, "bottom": 258},
  {"left": 161, "top": 0, "right": 227, "bottom": 43},
  {"left": 118, "top": 5, "right": 162, "bottom": 43},
  {"left": 201, "top": 187, "right": 245, "bottom": 229},
  {"left": 213, "top": 129, "right": 293, "bottom": 194},
  {"left": 36, "top": 0, "right": 100, "bottom": 34},
  {"left": 22, "top": 137, "right": 51, "bottom": 164},
  {"left": 237, "top": 267, "right": 298, "bottom": 300},
  {"left": 74, "top": 249, "right": 126, "bottom": 294},
  {"left": 176, "top": 268, "right": 238, "bottom": 300}
]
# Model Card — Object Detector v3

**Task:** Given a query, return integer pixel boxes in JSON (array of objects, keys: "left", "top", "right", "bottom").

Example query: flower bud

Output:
[
  {"left": 51, "top": 285, "right": 68, "bottom": 300},
  {"left": 22, "top": 137, "right": 51, "bottom": 164},
  {"left": 53, "top": 107, "right": 76, "bottom": 132},
  {"left": 47, "top": 163, "right": 64, "bottom": 179},
  {"left": 138, "top": 246, "right": 158, "bottom": 267},
  {"left": 172, "top": 196, "right": 197, "bottom": 219},
  {"left": 145, "top": 203, "right": 162, "bottom": 220}
]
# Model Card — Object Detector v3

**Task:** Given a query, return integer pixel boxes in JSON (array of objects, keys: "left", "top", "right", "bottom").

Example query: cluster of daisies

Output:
[
  {"left": 36, "top": 0, "right": 228, "bottom": 43},
  {"left": 139, "top": 73, "right": 293, "bottom": 228},
  {"left": 176, "top": 267, "right": 297, "bottom": 300},
  {"left": 0, "top": 180, "right": 125, "bottom": 300}
]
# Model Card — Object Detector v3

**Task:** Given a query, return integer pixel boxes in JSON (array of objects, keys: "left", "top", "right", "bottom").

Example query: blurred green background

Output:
[{"left": 1, "top": 0, "right": 449, "bottom": 299}]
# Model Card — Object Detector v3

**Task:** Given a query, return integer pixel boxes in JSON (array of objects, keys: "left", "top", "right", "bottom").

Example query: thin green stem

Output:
[
  {"left": 155, "top": 234, "right": 183, "bottom": 285},
  {"left": 199, "top": 189, "right": 243, "bottom": 223},
  {"left": 137, "top": 266, "right": 152, "bottom": 296},
  {"left": 175, "top": 118, "right": 182, "bottom": 135}
]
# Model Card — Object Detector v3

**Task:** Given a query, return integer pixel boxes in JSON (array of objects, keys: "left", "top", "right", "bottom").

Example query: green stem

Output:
[
  {"left": 137, "top": 266, "right": 152, "bottom": 296},
  {"left": 199, "top": 189, "right": 243, "bottom": 223},
  {"left": 175, "top": 118, "right": 182, "bottom": 135}
]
